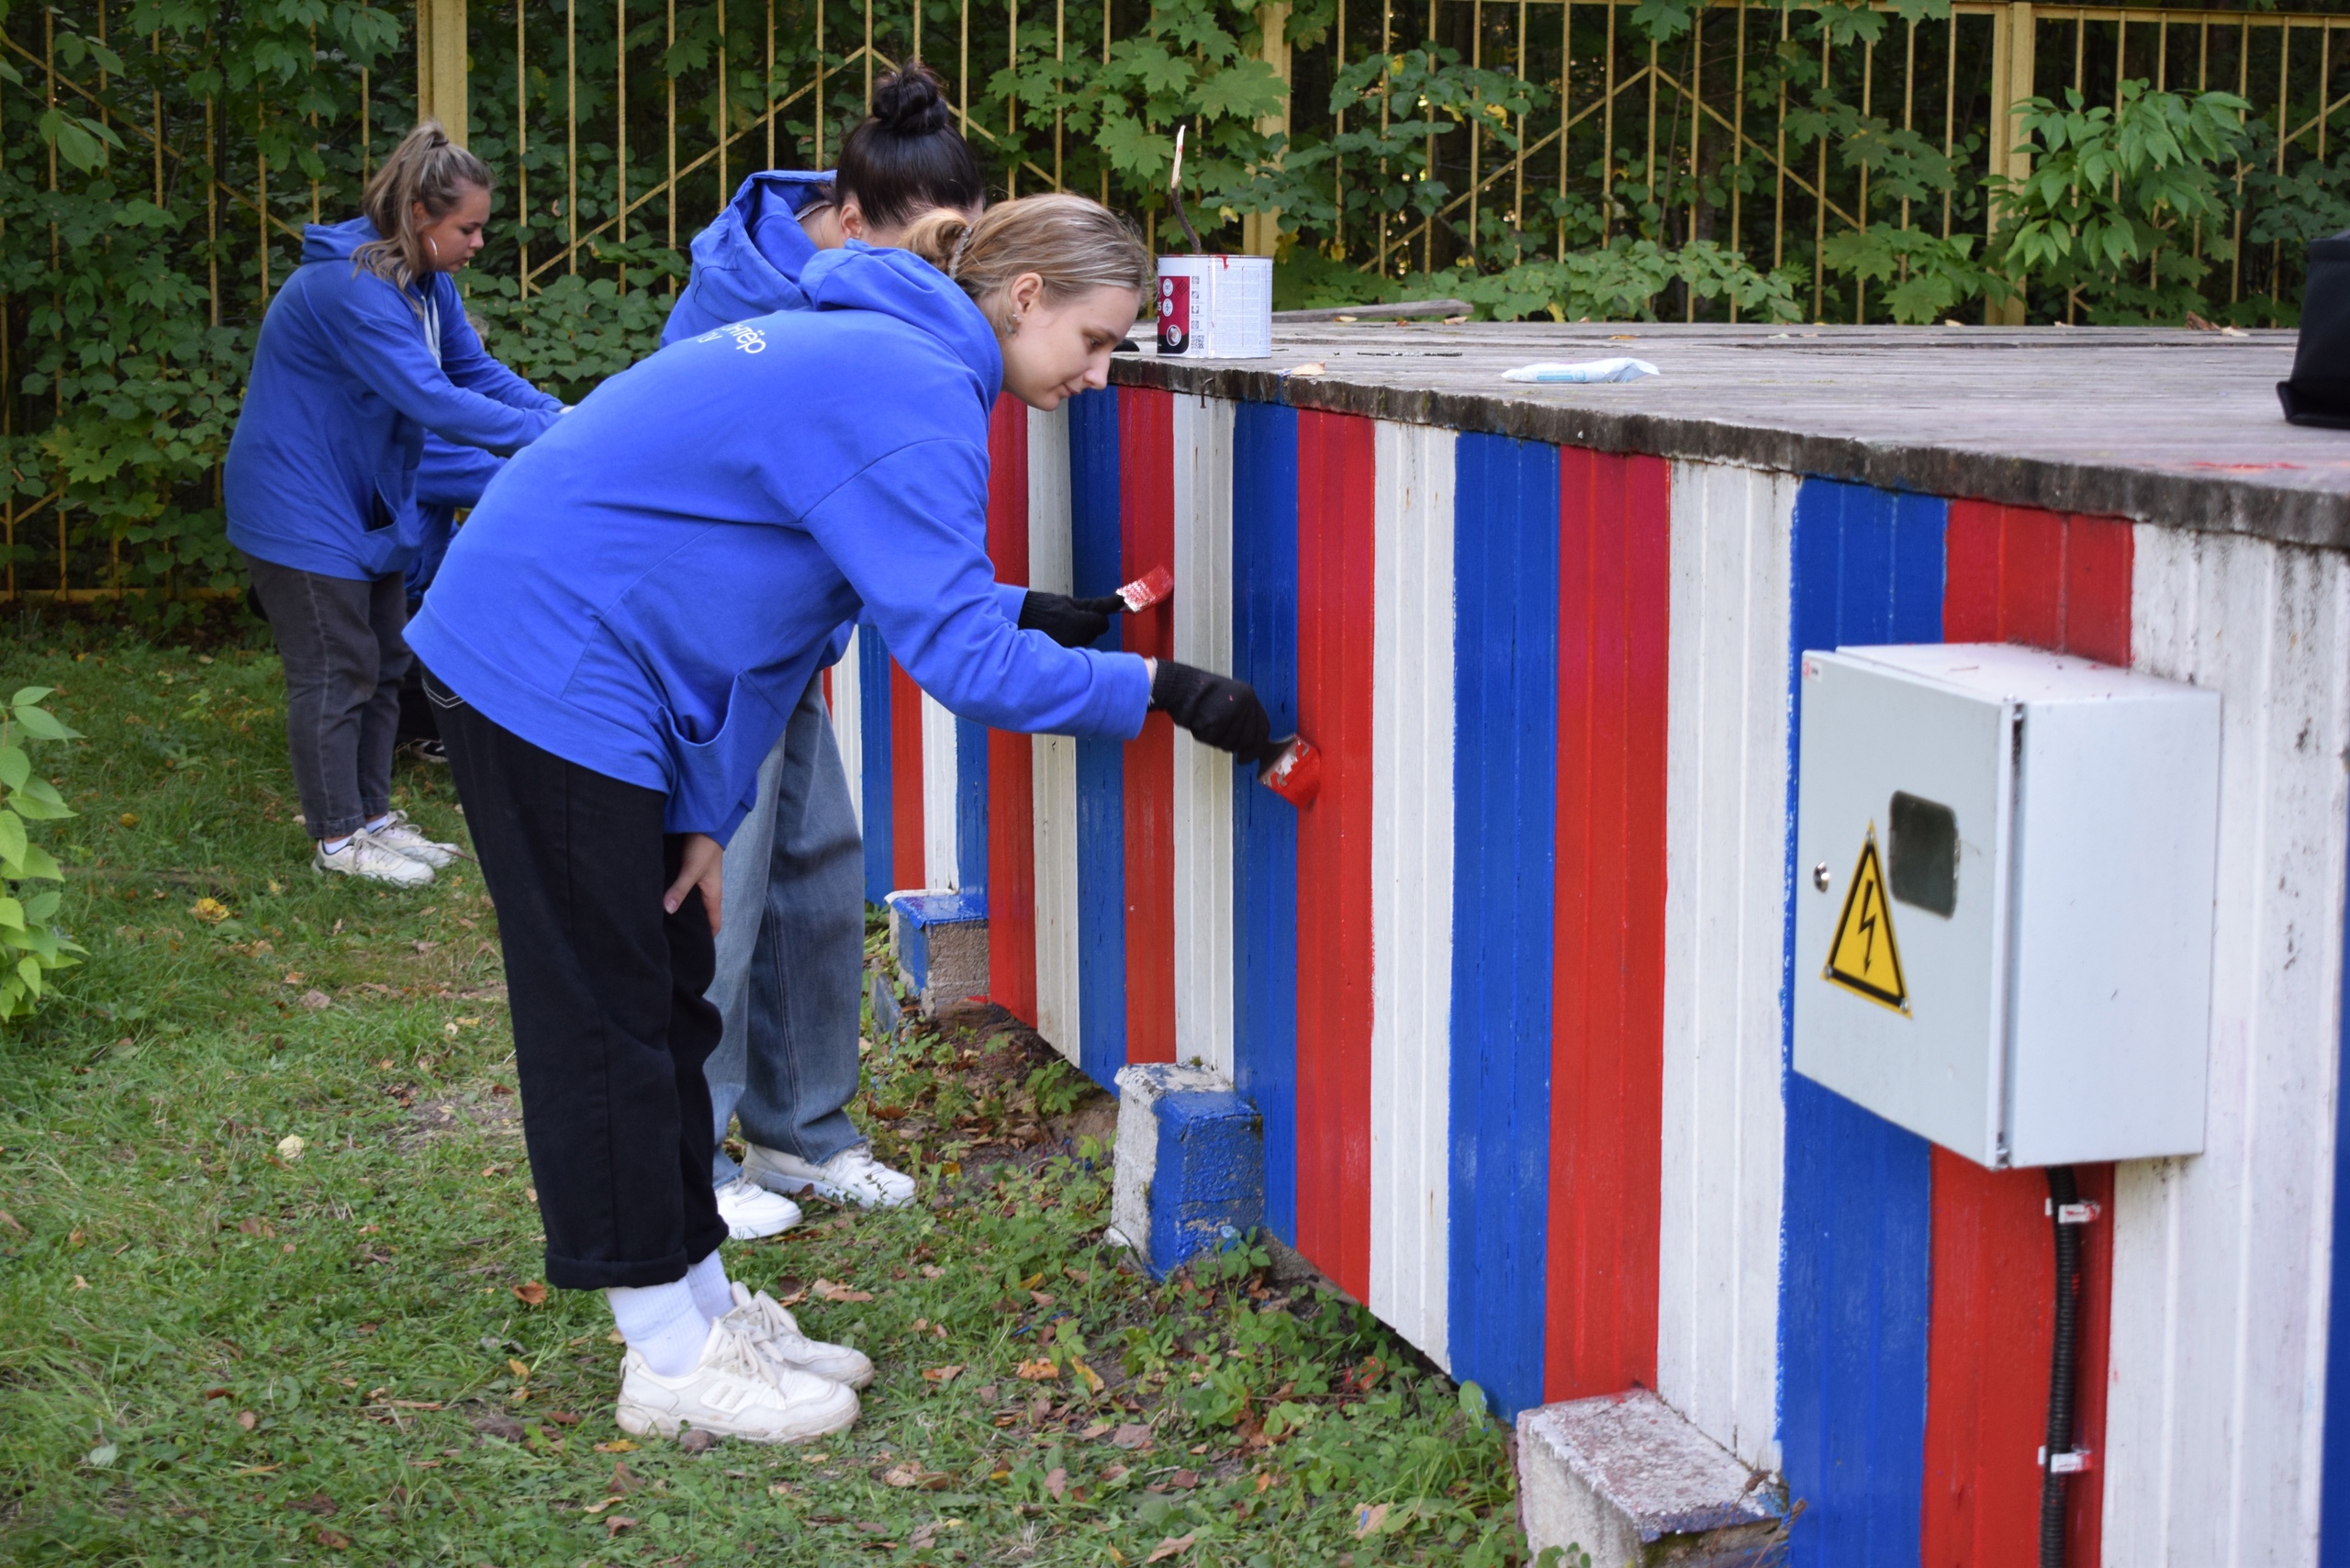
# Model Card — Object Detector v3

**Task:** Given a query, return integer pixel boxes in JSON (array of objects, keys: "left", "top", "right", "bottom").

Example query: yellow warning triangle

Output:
[{"left": 1823, "top": 826, "right": 1908, "bottom": 1014}]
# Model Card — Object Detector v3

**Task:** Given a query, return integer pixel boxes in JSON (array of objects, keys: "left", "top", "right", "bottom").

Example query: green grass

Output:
[{"left": 0, "top": 625, "right": 1525, "bottom": 1566}]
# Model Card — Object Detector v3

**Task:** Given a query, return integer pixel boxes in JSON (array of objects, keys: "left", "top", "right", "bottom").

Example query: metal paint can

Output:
[{"left": 1155, "top": 254, "right": 1273, "bottom": 358}]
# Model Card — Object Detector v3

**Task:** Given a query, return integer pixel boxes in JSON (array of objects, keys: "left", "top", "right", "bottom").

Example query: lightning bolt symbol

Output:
[{"left": 1858, "top": 884, "right": 1878, "bottom": 970}]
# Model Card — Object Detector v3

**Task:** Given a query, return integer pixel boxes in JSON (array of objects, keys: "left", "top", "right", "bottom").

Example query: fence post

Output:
[
  {"left": 417, "top": 0, "right": 472, "bottom": 144},
  {"left": 1986, "top": 0, "right": 2034, "bottom": 324},
  {"left": 1241, "top": 1, "right": 1292, "bottom": 258}
]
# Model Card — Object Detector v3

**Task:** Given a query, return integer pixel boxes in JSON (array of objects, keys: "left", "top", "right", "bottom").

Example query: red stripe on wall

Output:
[
  {"left": 889, "top": 657, "right": 924, "bottom": 892},
  {"left": 1545, "top": 448, "right": 1670, "bottom": 1401},
  {"left": 985, "top": 395, "right": 1039, "bottom": 1025},
  {"left": 1292, "top": 409, "right": 1378, "bottom": 1303},
  {"left": 1923, "top": 500, "right": 2129, "bottom": 1568},
  {"left": 1120, "top": 387, "right": 1179, "bottom": 1066},
  {"left": 822, "top": 666, "right": 833, "bottom": 713}
]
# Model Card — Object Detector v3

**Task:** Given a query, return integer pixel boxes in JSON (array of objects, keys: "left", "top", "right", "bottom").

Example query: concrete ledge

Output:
[
  {"left": 884, "top": 890, "right": 988, "bottom": 1016},
  {"left": 1108, "top": 1064, "right": 1264, "bottom": 1278},
  {"left": 1516, "top": 1390, "right": 1790, "bottom": 1568}
]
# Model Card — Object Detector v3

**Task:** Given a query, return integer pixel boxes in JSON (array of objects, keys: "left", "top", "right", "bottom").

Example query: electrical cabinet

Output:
[{"left": 1792, "top": 644, "right": 2221, "bottom": 1168}]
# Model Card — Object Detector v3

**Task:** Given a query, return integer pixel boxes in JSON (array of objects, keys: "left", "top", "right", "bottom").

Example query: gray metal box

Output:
[{"left": 1792, "top": 644, "right": 2221, "bottom": 1168}]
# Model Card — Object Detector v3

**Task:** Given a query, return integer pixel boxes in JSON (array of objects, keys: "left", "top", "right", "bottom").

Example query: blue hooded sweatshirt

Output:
[
  {"left": 662, "top": 168, "right": 1025, "bottom": 644},
  {"left": 225, "top": 216, "right": 563, "bottom": 580},
  {"left": 662, "top": 170, "right": 836, "bottom": 346},
  {"left": 403, "top": 437, "right": 506, "bottom": 604},
  {"left": 408, "top": 243, "right": 1150, "bottom": 841}
]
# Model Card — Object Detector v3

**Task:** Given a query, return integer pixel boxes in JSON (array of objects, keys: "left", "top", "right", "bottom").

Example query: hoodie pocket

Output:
[{"left": 660, "top": 675, "right": 784, "bottom": 834}]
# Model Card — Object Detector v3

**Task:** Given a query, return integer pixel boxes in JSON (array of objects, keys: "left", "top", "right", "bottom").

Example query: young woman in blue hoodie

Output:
[
  {"left": 408, "top": 194, "right": 1270, "bottom": 1442},
  {"left": 663, "top": 65, "right": 1133, "bottom": 1248},
  {"left": 224, "top": 122, "right": 562, "bottom": 889}
]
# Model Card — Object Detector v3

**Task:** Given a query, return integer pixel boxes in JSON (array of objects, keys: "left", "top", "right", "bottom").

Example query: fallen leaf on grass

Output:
[
  {"left": 1145, "top": 1533, "right": 1197, "bottom": 1562},
  {"left": 594, "top": 1439, "right": 638, "bottom": 1452},
  {"left": 190, "top": 898, "right": 230, "bottom": 924},
  {"left": 610, "top": 1461, "right": 642, "bottom": 1495},
  {"left": 882, "top": 1462, "right": 953, "bottom": 1490},
  {"left": 474, "top": 1411, "right": 527, "bottom": 1442},
  {"left": 507, "top": 1359, "right": 530, "bottom": 1380},
  {"left": 1080, "top": 1420, "right": 1115, "bottom": 1440},
  {"left": 310, "top": 1525, "right": 352, "bottom": 1550},
  {"left": 811, "top": 1278, "right": 874, "bottom": 1303},
  {"left": 604, "top": 1516, "right": 639, "bottom": 1537},
  {"left": 679, "top": 1428, "right": 719, "bottom": 1453},
  {"left": 1353, "top": 1502, "right": 1390, "bottom": 1538},
  {"left": 236, "top": 1411, "right": 257, "bottom": 1430},
  {"left": 299, "top": 990, "right": 331, "bottom": 1011},
  {"left": 1068, "top": 1355, "right": 1105, "bottom": 1395},
  {"left": 922, "top": 1364, "right": 964, "bottom": 1383},
  {"left": 511, "top": 1281, "right": 548, "bottom": 1306},
  {"left": 1044, "top": 1464, "right": 1069, "bottom": 1499},
  {"left": 0, "top": 1211, "right": 20, "bottom": 1234},
  {"left": 1015, "top": 1359, "right": 1059, "bottom": 1383},
  {"left": 1168, "top": 1470, "right": 1200, "bottom": 1491},
  {"left": 286, "top": 1493, "right": 338, "bottom": 1516},
  {"left": 581, "top": 1495, "right": 624, "bottom": 1517},
  {"left": 1111, "top": 1423, "right": 1154, "bottom": 1450},
  {"left": 919, "top": 1263, "right": 946, "bottom": 1279}
]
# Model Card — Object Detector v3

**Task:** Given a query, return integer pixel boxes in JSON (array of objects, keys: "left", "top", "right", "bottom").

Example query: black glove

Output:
[
  {"left": 1150, "top": 660, "right": 1272, "bottom": 757},
  {"left": 1019, "top": 589, "right": 1127, "bottom": 648}
]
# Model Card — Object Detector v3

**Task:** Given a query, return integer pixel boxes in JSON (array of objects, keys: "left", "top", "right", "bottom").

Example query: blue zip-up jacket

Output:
[
  {"left": 403, "top": 437, "right": 506, "bottom": 604},
  {"left": 225, "top": 217, "right": 563, "bottom": 580},
  {"left": 663, "top": 169, "right": 1025, "bottom": 648},
  {"left": 408, "top": 244, "right": 1150, "bottom": 840},
  {"left": 663, "top": 170, "right": 835, "bottom": 346}
]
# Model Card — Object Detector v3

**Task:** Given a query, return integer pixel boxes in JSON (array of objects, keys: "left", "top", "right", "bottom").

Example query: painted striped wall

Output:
[{"left": 844, "top": 386, "right": 2350, "bottom": 1568}]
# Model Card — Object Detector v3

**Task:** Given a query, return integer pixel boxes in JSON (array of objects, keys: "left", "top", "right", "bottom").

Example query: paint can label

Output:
[{"left": 1158, "top": 274, "right": 1192, "bottom": 354}]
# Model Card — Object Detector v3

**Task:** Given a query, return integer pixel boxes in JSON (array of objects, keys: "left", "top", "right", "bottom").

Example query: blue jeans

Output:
[{"left": 705, "top": 672, "right": 869, "bottom": 1184}]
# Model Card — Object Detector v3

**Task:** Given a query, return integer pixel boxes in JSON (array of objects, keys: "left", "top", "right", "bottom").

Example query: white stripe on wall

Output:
[
  {"left": 1171, "top": 392, "right": 1237, "bottom": 1080},
  {"left": 921, "top": 691, "right": 959, "bottom": 891},
  {"left": 1367, "top": 419, "right": 1457, "bottom": 1372},
  {"left": 833, "top": 630, "right": 864, "bottom": 835},
  {"left": 1027, "top": 404, "right": 1082, "bottom": 1064},
  {"left": 1655, "top": 459, "right": 1795, "bottom": 1473},
  {"left": 2102, "top": 529, "right": 2350, "bottom": 1567}
]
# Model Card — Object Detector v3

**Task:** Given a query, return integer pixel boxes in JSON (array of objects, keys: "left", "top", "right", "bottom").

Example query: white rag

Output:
[{"left": 1500, "top": 357, "right": 1661, "bottom": 384}]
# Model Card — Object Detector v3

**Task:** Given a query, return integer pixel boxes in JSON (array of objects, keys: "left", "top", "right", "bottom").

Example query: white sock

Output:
[
  {"left": 364, "top": 813, "right": 393, "bottom": 834},
  {"left": 321, "top": 836, "right": 352, "bottom": 855},
  {"left": 605, "top": 1279, "right": 708, "bottom": 1378},
  {"left": 684, "top": 1249, "right": 732, "bottom": 1322}
]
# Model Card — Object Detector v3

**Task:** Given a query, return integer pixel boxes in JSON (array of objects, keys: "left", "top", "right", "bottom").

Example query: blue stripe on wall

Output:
[
  {"left": 858, "top": 623, "right": 894, "bottom": 907},
  {"left": 1447, "top": 433, "right": 1561, "bottom": 1420},
  {"left": 1232, "top": 399, "right": 1301, "bottom": 1242},
  {"left": 1778, "top": 478, "right": 1946, "bottom": 1568},
  {"left": 956, "top": 716, "right": 989, "bottom": 894},
  {"left": 2322, "top": 784, "right": 2350, "bottom": 1565},
  {"left": 1069, "top": 387, "right": 1128, "bottom": 1091}
]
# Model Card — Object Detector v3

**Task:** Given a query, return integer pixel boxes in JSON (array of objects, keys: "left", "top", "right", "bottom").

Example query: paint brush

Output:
[
  {"left": 1169, "top": 125, "right": 1205, "bottom": 255},
  {"left": 1257, "top": 734, "right": 1321, "bottom": 809},
  {"left": 1115, "top": 565, "right": 1175, "bottom": 612}
]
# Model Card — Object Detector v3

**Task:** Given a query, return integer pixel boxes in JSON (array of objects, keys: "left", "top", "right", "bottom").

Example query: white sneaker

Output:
[
  {"left": 715, "top": 1176, "right": 803, "bottom": 1239},
  {"left": 727, "top": 1281, "right": 875, "bottom": 1389},
  {"left": 614, "top": 1315, "right": 858, "bottom": 1444},
  {"left": 363, "top": 811, "right": 464, "bottom": 868},
  {"left": 313, "top": 835, "right": 433, "bottom": 888},
  {"left": 744, "top": 1143, "right": 917, "bottom": 1209}
]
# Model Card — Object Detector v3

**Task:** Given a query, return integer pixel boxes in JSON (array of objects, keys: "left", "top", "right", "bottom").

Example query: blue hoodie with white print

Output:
[
  {"left": 407, "top": 243, "right": 1150, "bottom": 841},
  {"left": 225, "top": 216, "right": 562, "bottom": 579}
]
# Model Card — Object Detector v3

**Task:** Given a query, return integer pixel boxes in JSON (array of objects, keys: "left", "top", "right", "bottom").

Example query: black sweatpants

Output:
[
  {"left": 425, "top": 669, "right": 727, "bottom": 1291},
  {"left": 242, "top": 553, "right": 408, "bottom": 841}
]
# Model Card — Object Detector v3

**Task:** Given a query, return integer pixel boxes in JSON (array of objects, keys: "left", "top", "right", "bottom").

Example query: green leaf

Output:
[
  {"left": 17, "top": 955, "right": 41, "bottom": 997},
  {"left": 23, "top": 889, "right": 59, "bottom": 924},
  {"left": 8, "top": 688, "right": 54, "bottom": 709},
  {"left": 16, "top": 844, "right": 62, "bottom": 882},
  {"left": 0, "top": 811, "right": 23, "bottom": 868},
  {"left": 0, "top": 897, "right": 22, "bottom": 931},
  {"left": 0, "top": 745, "right": 28, "bottom": 791},
  {"left": 10, "top": 704, "right": 71, "bottom": 742}
]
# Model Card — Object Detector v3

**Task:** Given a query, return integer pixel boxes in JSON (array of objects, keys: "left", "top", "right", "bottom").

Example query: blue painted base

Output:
[{"left": 1147, "top": 1091, "right": 1266, "bottom": 1277}]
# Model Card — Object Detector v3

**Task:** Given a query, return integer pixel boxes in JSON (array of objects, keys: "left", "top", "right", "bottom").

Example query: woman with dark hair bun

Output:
[{"left": 660, "top": 65, "right": 1127, "bottom": 1252}]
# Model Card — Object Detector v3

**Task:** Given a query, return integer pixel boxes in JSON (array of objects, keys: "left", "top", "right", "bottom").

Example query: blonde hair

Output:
[
  {"left": 352, "top": 121, "right": 493, "bottom": 302},
  {"left": 901, "top": 194, "right": 1151, "bottom": 328}
]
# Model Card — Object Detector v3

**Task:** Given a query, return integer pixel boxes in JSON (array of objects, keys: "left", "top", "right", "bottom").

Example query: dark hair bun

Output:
[{"left": 870, "top": 62, "right": 952, "bottom": 137}]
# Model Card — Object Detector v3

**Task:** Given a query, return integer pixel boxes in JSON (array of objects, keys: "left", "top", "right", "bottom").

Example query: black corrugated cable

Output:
[{"left": 2042, "top": 1164, "right": 2084, "bottom": 1568}]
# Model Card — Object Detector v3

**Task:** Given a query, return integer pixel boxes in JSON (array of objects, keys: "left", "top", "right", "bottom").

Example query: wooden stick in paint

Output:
[{"left": 1169, "top": 124, "right": 1204, "bottom": 255}]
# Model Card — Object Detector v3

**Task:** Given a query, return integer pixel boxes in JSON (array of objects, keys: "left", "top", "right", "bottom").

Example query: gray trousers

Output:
[
  {"left": 705, "top": 671, "right": 868, "bottom": 1181},
  {"left": 244, "top": 553, "right": 409, "bottom": 842}
]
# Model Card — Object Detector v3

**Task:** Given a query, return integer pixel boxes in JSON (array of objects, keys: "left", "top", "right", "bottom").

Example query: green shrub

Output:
[{"left": 0, "top": 686, "right": 84, "bottom": 1022}]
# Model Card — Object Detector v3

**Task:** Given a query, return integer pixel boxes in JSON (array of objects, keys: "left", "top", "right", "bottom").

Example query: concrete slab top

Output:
[
  {"left": 1108, "top": 323, "right": 2350, "bottom": 551},
  {"left": 1519, "top": 1390, "right": 1785, "bottom": 1540}
]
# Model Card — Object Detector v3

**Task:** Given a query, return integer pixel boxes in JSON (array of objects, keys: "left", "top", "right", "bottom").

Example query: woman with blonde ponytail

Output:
[
  {"left": 406, "top": 191, "right": 1271, "bottom": 1444},
  {"left": 225, "top": 120, "right": 562, "bottom": 889}
]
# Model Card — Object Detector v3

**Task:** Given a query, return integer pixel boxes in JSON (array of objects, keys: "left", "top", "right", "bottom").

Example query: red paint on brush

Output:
[
  {"left": 1545, "top": 447, "right": 1669, "bottom": 1403},
  {"left": 1117, "top": 564, "right": 1176, "bottom": 612},
  {"left": 983, "top": 394, "right": 1039, "bottom": 1026},
  {"left": 888, "top": 657, "right": 924, "bottom": 891},
  {"left": 1293, "top": 408, "right": 1377, "bottom": 1305},
  {"left": 1923, "top": 500, "right": 2128, "bottom": 1568},
  {"left": 1120, "top": 387, "right": 1178, "bottom": 1066},
  {"left": 1258, "top": 736, "right": 1322, "bottom": 807}
]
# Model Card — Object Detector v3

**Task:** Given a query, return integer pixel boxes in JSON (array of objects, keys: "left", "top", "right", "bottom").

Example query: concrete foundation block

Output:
[
  {"left": 1516, "top": 1390, "right": 1790, "bottom": 1568},
  {"left": 884, "top": 890, "right": 989, "bottom": 1016},
  {"left": 1108, "top": 1063, "right": 1263, "bottom": 1278}
]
